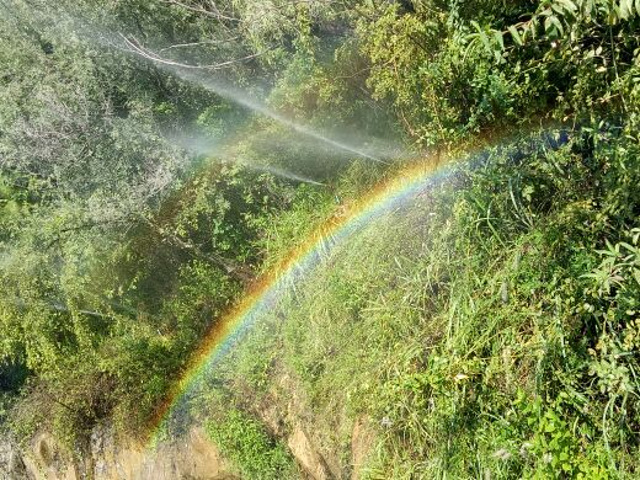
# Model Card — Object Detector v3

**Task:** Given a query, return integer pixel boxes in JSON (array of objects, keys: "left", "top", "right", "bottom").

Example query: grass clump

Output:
[{"left": 205, "top": 408, "right": 297, "bottom": 480}]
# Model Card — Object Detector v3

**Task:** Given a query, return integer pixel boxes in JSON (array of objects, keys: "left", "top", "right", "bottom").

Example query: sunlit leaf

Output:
[
  {"left": 620, "top": 0, "right": 634, "bottom": 19},
  {"left": 545, "top": 15, "right": 564, "bottom": 36},
  {"left": 556, "top": 0, "right": 578, "bottom": 13},
  {"left": 508, "top": 25, "right": 524, "bottom": 46}
]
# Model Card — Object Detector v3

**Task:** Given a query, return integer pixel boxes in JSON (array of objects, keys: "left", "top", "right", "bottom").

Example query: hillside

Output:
[{"left": 1, "top": 1, "right": 640, "bottom": 478}]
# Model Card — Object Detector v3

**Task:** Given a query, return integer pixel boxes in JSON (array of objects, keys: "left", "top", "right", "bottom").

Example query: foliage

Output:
[
  {"left": 200, "top": 127, "right": 640, "bottom": 478},
  {"left": 205, "top": 408, "right": 297, "bottom": 480},
  {"left": 1, "top": 0, "right": 640, "bottom": 478},
  {"left": 356, "top": 127, "right": 640, "bottom": 478}
]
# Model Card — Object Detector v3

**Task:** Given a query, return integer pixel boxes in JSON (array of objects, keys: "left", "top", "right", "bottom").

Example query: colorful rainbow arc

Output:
[
  {"left": 145, "top": 127, "right": 569, "bottom": 444},
  {"left": 145, "top": 155, "right": 452, "bottom": 444}
]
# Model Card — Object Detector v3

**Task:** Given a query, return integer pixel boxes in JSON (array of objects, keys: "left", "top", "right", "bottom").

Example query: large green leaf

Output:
[{"left": 508, "top": 25, "right": 524, "bottom": 46}]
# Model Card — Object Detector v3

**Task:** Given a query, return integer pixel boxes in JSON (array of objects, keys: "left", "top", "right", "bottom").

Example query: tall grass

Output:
[{"left": 196, "top": 126, "right": 640, "bottom": 478}]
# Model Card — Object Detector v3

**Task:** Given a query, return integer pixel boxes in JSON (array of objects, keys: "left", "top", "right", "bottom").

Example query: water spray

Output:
[
  {"left": 247, "top": 163, "right": 326, "bottom": 186},
  {"left": 1, "top": 3, "right": 395, "bottom": 165},
  {"left": 120, "top": 36, "right": 389, "bottom": 165},
  {"left": 168, "top": 131, "right": 327, "bottom": 186}
]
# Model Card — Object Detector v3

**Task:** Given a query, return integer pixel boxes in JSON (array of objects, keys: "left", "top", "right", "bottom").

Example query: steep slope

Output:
[{"left": 173, "top": 127, "right": 640, "bottom": 478}]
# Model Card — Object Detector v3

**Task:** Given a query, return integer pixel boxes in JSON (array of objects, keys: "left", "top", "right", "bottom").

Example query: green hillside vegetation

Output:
[
  {"left": 1, "top": 0, "right": 640, "bottom": 478},
  {"left": 200, "top": 130, "right": 640, "bottom": 478}
]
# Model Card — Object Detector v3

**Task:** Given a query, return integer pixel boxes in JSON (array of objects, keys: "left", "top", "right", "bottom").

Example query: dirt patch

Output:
[
  {"left": 350, "top": 417, "right": 376, "bottom": 480},
  {"left": 287, "top": 426, "right": 335, "bottom": 480}
]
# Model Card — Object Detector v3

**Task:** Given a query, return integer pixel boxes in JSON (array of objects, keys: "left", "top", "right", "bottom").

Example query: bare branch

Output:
[
  {"left": 158, "top": 37, "right": 240, "bottom": 52},
  {"left": 121, "top": 34, "right": 266, "bottom": 71}
]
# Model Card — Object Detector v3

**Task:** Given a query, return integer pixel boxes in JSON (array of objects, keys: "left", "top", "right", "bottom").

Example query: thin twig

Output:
[
  {"left": 121, "top": 34, "right": 266, "bottom": 71},
  {"left": 158, "top": 37, "right": 240, "bottom": 52}
]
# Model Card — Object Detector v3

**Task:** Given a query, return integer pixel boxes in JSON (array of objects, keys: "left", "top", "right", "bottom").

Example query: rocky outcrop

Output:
[
  {"left": 286, "top": 427, "right": 335, "bottom": 480},
  {"left": 2, "top": 389, "right": 376, "bottom": 480},
  {"left": 0, "top": 426, "right": 234, "bottom": 480},
  {"left": 350, "top": 418, "right": 375, "bottom": 480},
  {"left": 0, "top": 437, "right": 30, "bottom": 480},
  {"left": 251, "top": 372, "right": 376, "bottom": 480}
]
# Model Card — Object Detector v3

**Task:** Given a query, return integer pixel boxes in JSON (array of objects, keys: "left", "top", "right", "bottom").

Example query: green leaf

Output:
[
  {"left": 545, "top": 15, "right": 564, "bottom": 36},
  {"left": 508, "top": 26, "right": 523, "bottom": 46},
  {"left": 620, "top": 0, "right": 634, "bottom": 19},
  {"left": 556, "top": 0, "right": 578, "bottom": 14},
  {"left": 477, "top": 33, "right": 493, "bottom": 55},
  {"left": 470, "top": 20, "right": 482, "bottom": 32},
  {"left": 494, "top": 31, "right": 505, "bottom": 51}
]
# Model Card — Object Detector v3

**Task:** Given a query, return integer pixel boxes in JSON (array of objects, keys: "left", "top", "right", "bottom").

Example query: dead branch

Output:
[
  {"left": 158, "top": 37, "right": 240, "bottom": 52},
  {"left": 121, "top": 34, "right": 265, "bottom": 71}
]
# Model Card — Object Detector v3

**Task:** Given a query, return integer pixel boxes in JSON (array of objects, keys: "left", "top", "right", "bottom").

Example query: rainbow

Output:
[
  {"left": 145, "top": 154, "right": 454, "bottom": 444},
  {"left": 145, "top": 127, "right": 568, "bottom": 444}
]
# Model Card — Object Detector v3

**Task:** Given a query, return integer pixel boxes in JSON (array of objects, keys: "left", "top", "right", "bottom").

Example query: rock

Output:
[
  {"left": 350, "top": 418, "right": 375, "bottom": 480},
  {"left": 0, "top": 437, "right": 30, "bottom": 480},
  {"left": 1, "top": 426, "right": 232, "bottom": 480}
]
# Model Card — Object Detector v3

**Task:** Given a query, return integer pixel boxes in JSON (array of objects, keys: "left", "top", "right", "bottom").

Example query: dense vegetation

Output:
[{"left": 1, "top": 0, "right": 640, "bottom": 478}]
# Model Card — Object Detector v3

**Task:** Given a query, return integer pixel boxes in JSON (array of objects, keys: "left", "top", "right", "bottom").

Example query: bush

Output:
[{"left": 205, "top": 409, "right": 296, "bottom": 480}]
